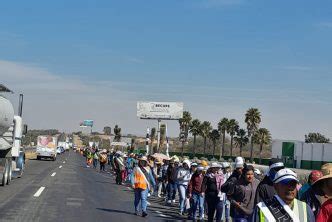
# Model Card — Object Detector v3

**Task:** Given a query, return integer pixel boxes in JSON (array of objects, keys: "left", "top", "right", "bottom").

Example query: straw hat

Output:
[{"left": 138, "top": 156, "right": 148, "bottom": 162}]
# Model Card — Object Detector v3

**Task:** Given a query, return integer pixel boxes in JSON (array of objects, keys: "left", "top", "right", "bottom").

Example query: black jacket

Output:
[
  {"left": 254, "top": 176, "right": 276, "bottom": 206},
  {"left": 300, "top": 186, "right": 322, "bottom": 217}
]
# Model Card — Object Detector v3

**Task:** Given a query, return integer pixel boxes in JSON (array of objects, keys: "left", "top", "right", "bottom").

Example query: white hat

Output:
[
  {"left": 210, "top": 162, "right": 222, "bottom": 168},
  {"left": 273, "top": 168, "right": 299, "bottom": 184},
  {"left": 183, "top": 159, "right": 191, "bottom": 168},
  {"left": 197, "top": 166, "right": 204, "bottom": 171},
  {"left": 235, "top": 157, "right": 244, "bottom": 168},
  {"left": 191, "top": 162, "right": 198, "bottom": 167},
  {"left": 222, "top": 162, "right": 231, "bottom": 168}
]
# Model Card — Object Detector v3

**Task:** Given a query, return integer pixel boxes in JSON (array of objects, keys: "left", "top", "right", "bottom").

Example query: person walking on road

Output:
[
  {"left": 99, "top": 149, "right": 108, "bottom": 172},
  {"left": 176, "top": 159, "right": 192, "bottom": 215},
  {"left": 188, "top": 166, "right": 205, "bottom": 220},
  {"left": 131, "top": 156, "right": 156, "bottom": 217},
  {"left": 202, "top": 162, "right": 225, "bottom": 222},
  {"left": 254, "top": 159, "right": 284, "bottom": 206},
  {"left": 253, "top": 168, "right": 315, "bottom": 222},
  {"left": 114, "top": 152, "right": 125, "bottom": 185},
  {"left": 93, "top": 149, "right": 99, "bottom": 169}
]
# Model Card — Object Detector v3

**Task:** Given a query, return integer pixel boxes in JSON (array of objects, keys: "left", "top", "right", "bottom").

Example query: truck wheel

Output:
[
  {"left": 1, "top": 159, "right": 8, "bottom": 186},
  {"left": 6, "top": 161, "right": 12, "bottom": 185}
]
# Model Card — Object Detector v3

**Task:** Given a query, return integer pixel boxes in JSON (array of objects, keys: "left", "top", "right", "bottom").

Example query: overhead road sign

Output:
[{"left": 137, "top": 102, "right": 184, "bottom": 120}]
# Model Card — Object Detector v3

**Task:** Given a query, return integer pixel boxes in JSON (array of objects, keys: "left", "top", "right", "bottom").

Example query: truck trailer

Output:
[
  {"left": 36, "top": 135, "right": 57, "bottom": 161},
  {"left": 0, "top": 84, "right": 27, "bottom": 186}
]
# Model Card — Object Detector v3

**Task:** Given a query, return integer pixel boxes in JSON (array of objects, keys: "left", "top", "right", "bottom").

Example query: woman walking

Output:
[{"left": 131, "top": 156, "right": 156, "bottom": 217}]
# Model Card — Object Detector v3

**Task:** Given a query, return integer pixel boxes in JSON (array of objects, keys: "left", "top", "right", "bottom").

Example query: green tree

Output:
[
  {"left": 113, "top": 125, "right": 122, "bottom": 142},
  {"left": 159, "top": 124, "right": 166, "bottom": 152},
  {"left": 245, "top": 108, "right": 261, "bottom": 162},
  {"left": 179, "top": 111, "right": 192, "bottom": 157},
  {"left": 150, "top": 127, "right": 156, "bottom": 154},
  {"left": 253, "top": 128, "right": 272, "bottom": 164},
  {"left": 305, "top": 133, "right": 330, "bottom": 143},
  {"left": 189, "top": 119, "right": 201, "bottom": 157},
  {"left": 218, "top": 118, "right": 229, "bottom": 159},
  {"left": 227, "top": 119, "right": 239, "bottom": 158},
  {"left": 209, "top": 129, "right": 220, "bottom": 157},
  {"left": 103, "top": 126, "right": 112, "bottom": 135},
  {"left": 200, "top": 121, "right": 212, "bottom": 157},
  {"left": 234, "top": 128, "right": 249, "bottom": 157}
]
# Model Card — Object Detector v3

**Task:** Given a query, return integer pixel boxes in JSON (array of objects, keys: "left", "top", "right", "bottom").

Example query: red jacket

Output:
[
  {"left": 317, "top": 199, "right": 332, "bottom": 222},
  {"left": 188, "top": 173, "right": 204, "bottom": 194}
]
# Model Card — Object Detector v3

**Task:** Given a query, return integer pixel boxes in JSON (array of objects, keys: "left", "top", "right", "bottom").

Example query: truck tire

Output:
[
  {"left": 1, "top": 159, "right": 8, "bottom": 186},
  {"left": 6, "top": 161, "right": 12, "bottom": 185}
]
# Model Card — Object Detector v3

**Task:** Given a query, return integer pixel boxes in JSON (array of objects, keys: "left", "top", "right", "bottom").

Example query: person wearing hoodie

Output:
[
  {"left": 188, "top": 166, "right": 205, "bottom": 220},
  {"left": 254, "top": 158, "right": 284, "bottom": 206},
  {"left": 202, "top": 162, "right": 225, "bottom": 222},
  {"left": 166, "top": 159, "right": 178, "bottom": 204},
  {"left": 232, "top": 165, "right": 259, "bottom": 222},
  {"left": 176, "top": 159, "right": 192, "bottom": 215}
]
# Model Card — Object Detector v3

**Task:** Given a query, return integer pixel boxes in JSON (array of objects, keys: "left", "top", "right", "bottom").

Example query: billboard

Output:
[
  {"left": 137, "top": 102, "right": 184, "bottom": 120},
  {"left": 80, "top": 120, "right": 94, "bottom": 127}
]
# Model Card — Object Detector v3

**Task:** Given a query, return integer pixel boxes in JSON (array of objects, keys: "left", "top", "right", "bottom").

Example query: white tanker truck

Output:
[{"left": 0, "top": 84, "right": 27, "bottom": 186}]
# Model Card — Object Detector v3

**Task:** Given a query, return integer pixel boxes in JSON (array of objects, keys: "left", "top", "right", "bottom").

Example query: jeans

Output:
[
  {"left": 167, "top": 182, "right": 177, "bottom": 201},
  {"left": 178, "top": 184, "right": 187, "bottom": 213},
  {"left": 100, "top": 163, "right": 105, "bottom": 171},
  {"left": 206, "top": 196, "right": 224, "bottom": 222},
  {"left": 191, "top": 192, "right": 204, "bottom": 218},
  {"left": 93, "top": 159, "right": 98, "bottom": 168},
  {"left": 134, "top": 188, "right": 149, "bottom": 213}
]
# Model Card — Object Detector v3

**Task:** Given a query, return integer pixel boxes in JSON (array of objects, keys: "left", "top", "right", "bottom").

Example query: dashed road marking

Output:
[
  {"left": 33, "top": 187, "right": 45, "bottom": 197},
  {"left": 51, "top": 172, "right": 56, "bottom": 177},
  {"left": 67, "top": 198, "right": 84, "bottom": 201},
  {"left": 59, "top": 165, "right": 62, "bottom": 169},
  {"left": 66, "top": 202, "right": 82, "bottom": 207}
]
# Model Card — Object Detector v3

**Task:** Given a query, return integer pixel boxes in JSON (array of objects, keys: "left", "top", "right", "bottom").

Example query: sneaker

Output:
[
  {"left": 167, "top": 200, "right": 171, "bottom": 204},
  {"left": 172, "top": 200, "right": 176, "bottom": 204},
  {"left": 157, "top": 194, "right": 162, "bottom": 198},
  {"left": 142, "top": 212, "right": 148, "bottom": 217},
  {"left": 147, "top": 201, "right": 151, "bottom": 206},
  {"left": 178, "top": 211, "right": 183, "bottom": 216},
  {"left": 134, "top": 211, "right": 139, "bottom": 216}
]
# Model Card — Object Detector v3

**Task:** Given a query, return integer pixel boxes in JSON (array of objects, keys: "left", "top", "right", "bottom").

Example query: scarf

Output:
[{"left": 207, "top": 172, "right": 225, "bottom": 191}]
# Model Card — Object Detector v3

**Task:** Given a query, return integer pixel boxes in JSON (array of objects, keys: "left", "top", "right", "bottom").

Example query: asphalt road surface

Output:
[{"left": 0, "top": 151, "right": 185, "bottom": 222}]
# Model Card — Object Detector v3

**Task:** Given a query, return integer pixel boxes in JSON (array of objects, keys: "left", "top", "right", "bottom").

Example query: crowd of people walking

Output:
[{"left": 80, "top": 147, "right": 332, "bottom": 222}]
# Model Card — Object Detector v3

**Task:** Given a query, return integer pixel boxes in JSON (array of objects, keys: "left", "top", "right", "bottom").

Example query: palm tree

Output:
[
  {"left": 159, "top": 124, "right": 166, "bottom": 153},
  {"left": 218, "top": 118, "right": 229, "bottom": 159},
  {"left": 234, "top": 128, "right": 249, "bottom": 156},
  {"left": 189, "top": 119, "right": 201, "bottom": 157},
  {"left": 245, "top": 108, "right": 261, "bottom": 162},
  {"left": 227, "top": 119, "right": 239, "bottom": 158},
  {"left": 253, "top": 128, "right": 271, "bottom": 164},
  {"left": 150, "top": 127, "right": 156, "bottom": 154},
  {"left": 200, "top": 121, "right": 212, "bottom": 156},
  {"left": 179, "top": 111, "right": 192, "bottom": 157},
  {"left": 113, "top": 125, "right": 122, "bottom": 142},
  {"left": 209, "top": 129, "right": 220, "bottom": 157}
]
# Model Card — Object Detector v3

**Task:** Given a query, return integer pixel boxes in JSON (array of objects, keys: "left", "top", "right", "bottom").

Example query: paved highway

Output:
[{"left": 0, "top": 151, "right": 185, "bottom": 222}]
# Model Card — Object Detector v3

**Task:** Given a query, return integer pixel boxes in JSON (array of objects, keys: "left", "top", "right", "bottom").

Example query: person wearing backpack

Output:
[
  {"left": 131, "top": 156, "right": 156, "bottom": 217},
  {"left": 99, "top": 149, "right": 108, "bottom": 172}
]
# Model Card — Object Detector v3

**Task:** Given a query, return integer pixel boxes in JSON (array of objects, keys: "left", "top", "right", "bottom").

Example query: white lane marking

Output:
[
  {"left": 59, "top": 165, "right": 62, "bottom": 168},
  {"left": 33, "top": 187, "right": 45, "bottom": 197},
  {"left": 66, "top": 202, "right": 82, "bottom": 207},
  {"left": 51, "top": 172, "right": 56, "bottom": 177}
]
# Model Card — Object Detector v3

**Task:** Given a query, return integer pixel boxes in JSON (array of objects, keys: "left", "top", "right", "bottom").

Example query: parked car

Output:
[{"left": 56, "top": 146, "right": 65, "bottom": 154}]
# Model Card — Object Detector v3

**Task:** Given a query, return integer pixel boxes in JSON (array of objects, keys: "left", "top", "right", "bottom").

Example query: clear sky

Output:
[{"left": 1, "top": 0, "right": 332, "bottom": 140}]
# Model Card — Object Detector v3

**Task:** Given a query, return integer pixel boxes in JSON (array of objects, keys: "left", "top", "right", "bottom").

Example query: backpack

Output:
[{"left": 100, "top": 154, "right": 107, "bottom": 164}]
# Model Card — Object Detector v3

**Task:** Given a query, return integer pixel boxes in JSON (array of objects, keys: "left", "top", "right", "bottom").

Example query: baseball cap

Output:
[{"left": 273, "top": 168, "right": 299, "bottom": 184}]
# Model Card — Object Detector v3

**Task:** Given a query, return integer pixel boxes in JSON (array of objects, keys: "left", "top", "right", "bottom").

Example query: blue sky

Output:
[{"left": 1, "top": 0, "right": 332, "bottom": 140}]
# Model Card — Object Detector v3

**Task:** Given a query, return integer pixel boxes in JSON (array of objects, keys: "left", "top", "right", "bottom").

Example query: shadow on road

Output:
[{"left": 96, "top": 208, "right": 136, "bottom": 216}]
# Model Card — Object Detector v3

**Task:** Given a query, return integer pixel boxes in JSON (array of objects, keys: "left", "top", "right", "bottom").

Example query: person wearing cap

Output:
[
  {"left": 188, "top": 165, "right": 205, "bottom": 220},
  {"left": 176, "top": 159, "right": 192, "bottom": 215},
  {"left": 231, "top": 165, "right": 259, "bottom": 221},
  {"left": 300, "top": 170, "right": 324, "bottom": 217},
  {"left": 114, "top": 153, "right": 125, "bottom": 185},
  {"left": 254, "top": 159, "right": 285, "bottom": 206},
  {"left": 191, "top": 162, "right": 198, "bottom": 174},
  {"left": 313, "top": 163, "right": 332, "bottom": 222},
  {"left": 131, "top": 156, "right": 156, "bottom": 217},
  {"left": 253, "top": 168, "right": 315, "bottom": 222},
  {"left": 202, "top": 162, "right": 225, "bottom": 222}
]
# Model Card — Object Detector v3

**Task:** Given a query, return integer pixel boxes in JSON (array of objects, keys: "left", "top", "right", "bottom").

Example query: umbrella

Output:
[{"left": 152, "top": 153, "right": 170, "bottom": 161}]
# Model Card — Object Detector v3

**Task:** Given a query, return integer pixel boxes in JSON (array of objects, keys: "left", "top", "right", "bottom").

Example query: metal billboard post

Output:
[
  {"left": 146, "top": 127, "right": 150, "bottom": 155},
  {"left": 156, "top": 119, "right": 161, "bottom": 153}
]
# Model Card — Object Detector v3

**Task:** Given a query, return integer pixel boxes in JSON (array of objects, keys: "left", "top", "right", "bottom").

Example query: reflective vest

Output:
[
  {"left": 256, "top": 196, "right": 310, "bottom": 222},
  {"left": 133, "top": 167, "right": 150, "bottom": 190}
]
